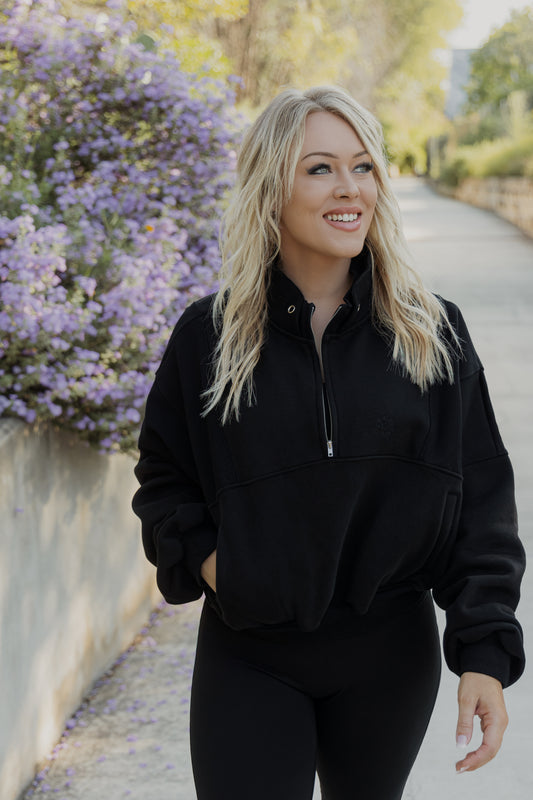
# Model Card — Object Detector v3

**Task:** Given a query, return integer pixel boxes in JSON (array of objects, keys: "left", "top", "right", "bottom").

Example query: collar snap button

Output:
[{"left": 287, "top": 305, "right": 296, "bottom": 314}]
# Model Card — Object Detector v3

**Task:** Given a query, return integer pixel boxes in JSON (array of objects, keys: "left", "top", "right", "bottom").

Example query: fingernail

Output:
[
  {"left": 456, "top": 734, "right": 468, "bottom": 748},
  {"left": 456, "top": 766, "right": 469, "bottom": 774}
]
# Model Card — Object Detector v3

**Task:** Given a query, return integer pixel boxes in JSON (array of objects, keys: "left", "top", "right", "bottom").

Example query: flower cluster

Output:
[{"left": 0, "top": 0, "right": 240, "bottom": 452}]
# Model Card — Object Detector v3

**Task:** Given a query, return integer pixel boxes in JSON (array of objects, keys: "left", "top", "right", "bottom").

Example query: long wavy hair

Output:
[{"left": 202, "top": 86, "right": 459, "bottom": 423}]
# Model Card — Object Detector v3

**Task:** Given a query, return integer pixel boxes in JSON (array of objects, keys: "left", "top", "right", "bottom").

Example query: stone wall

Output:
[
  {"left": 0, "top": 420, "right": 160, "bottom": 800},
  {"left": 449, "top": 177, "right": 533, "bottom": 238}
]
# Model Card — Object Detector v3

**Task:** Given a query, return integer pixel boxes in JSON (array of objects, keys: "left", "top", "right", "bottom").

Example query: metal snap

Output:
[{"left": 287, "top": 305, "right": 296, "bottom": 314}]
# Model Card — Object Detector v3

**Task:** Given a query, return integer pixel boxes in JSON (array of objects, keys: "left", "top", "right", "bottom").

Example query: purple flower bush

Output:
[{"left": 0, "top": 0, "right": 240, "bottom": 452}]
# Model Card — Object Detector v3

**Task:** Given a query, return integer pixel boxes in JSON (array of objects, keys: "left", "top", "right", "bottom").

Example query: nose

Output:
[{"left": 333, "top": 171, "right": 360, "bottom": 199}]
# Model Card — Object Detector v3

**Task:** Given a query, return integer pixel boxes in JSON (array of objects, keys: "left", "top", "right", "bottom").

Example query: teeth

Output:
[{"left": 327, "top": 213, "right": 359, "bottom": 222}]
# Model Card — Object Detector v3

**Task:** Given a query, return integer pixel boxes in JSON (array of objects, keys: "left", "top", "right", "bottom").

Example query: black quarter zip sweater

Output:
[{"left": 132, "top": 248, "right": 525, "bottom": 688}]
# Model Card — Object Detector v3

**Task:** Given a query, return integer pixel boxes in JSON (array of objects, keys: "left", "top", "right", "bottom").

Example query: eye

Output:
[
  {"left": 353, "top": 161, "right": 374, "bottom": 174},
  {"left": 307, "top": 162, "right": 331, "bottom": 175}
]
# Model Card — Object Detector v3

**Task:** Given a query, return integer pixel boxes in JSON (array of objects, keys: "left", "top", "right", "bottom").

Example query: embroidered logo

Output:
[{"left": 376, "top": 414, "right": 394, "bottom": 437}]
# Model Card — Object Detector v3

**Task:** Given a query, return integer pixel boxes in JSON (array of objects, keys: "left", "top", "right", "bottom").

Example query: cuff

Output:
[
  {"left": 183, "top": 528, "right": 218, "bottom": 587},
  {"left": 458, "top": 635, "right": 514, "bottom": 688}
]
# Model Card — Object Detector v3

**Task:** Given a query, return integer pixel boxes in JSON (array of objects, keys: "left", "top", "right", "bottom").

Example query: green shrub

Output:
[
  {"left": 439, "top": 132, "right": 533, "bottom": 183},
  {"left": 480, "top": 135, "right": 533, "bottom": 177},
  {"left": 439, "top": 158, "right": 469, "bottom": 187},
  {"left": 455, "top": 112, "right": 506, "bottom": 147}
]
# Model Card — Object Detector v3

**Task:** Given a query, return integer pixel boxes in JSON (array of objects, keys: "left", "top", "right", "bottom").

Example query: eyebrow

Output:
[{"left": 301, "top": 149, "right": 369, "bottom": 161}]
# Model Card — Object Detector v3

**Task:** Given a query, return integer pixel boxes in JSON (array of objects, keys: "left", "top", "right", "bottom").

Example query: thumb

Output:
[{"left": 456, "top": 686, "right": 476, "bottom": 747}]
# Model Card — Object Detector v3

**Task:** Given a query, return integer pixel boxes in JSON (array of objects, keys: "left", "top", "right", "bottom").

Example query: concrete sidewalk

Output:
[
  {"left": 19, "top": 179, "right": 533, "bottom": 800},
  {"left": 398, "top": 178, "right": 533, "bottom": 800},
  {"left": 20, "top": 601, "right": 202, "bottom": 800}
]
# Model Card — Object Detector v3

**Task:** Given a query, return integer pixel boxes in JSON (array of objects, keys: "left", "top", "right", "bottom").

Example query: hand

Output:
[
  {"left": 200, "top": 548, "right": 217, "bottom": 592},
  {"left": 455, "top": 671, "right": 508, "bottom": 773}
]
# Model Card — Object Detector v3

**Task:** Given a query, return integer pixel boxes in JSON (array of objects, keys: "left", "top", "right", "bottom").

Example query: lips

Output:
[{"left": 324, "top": 206, "right": 362, "bottom": 218}]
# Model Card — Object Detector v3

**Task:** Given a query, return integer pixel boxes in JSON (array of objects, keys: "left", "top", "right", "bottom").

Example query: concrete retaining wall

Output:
[
  {"left": 0, "top": 419, "right": 160, "bottom": 800},
  {"left": 450, "top": 176, "right": 533, "bottom": 238}
]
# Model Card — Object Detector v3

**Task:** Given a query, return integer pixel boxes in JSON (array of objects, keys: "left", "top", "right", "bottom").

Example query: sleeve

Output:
[
  {"left": 432, "top": 310, "right": 526, "bottom": 688},
  {"left": 131, "top": 320, "right": 218, "bottom": 604}
]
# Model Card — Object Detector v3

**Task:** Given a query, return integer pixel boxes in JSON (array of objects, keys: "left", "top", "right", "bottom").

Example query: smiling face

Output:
[{"left": 279, "top": 111, "right": 378, "bottom": 273}]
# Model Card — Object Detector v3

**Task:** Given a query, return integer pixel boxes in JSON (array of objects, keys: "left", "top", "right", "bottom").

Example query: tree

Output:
[
  {"left": 211, "top": 0, "right": 461, "bottom": 111},
  {"left": 57, "top": 0, "right": 249, "bottom": 76},
  {"left": 345, "top": 0, "right": 462, "bottom": 108},
  {"left": 125, "top": 0, "right": 249, "bottom": 75},
  {"left": 466, "top": 7, "right": 533, "bottom": 113},
  {"left": 370, "top": 0, "right": 462, "bottom": 171},
  {"left": 207, "top": 1, "right": 361, "bottom": 108}
]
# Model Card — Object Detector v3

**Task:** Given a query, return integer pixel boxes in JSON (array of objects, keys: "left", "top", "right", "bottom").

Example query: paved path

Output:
[
  {"left": 20, "top": 179, "right": 533, "bottom": 800},
  {"left": 398, "top": 178, "right": 533, "bottom": 800}
]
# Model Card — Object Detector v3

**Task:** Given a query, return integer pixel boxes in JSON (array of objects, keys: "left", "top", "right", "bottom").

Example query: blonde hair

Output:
[{"left": 202, "top": 86, "right": 459, "bottom": 423}]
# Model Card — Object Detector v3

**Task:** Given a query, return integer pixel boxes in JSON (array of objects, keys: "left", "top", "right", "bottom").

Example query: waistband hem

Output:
[{"left": 204, "top": 588, "right": 430, "bottom": 641}]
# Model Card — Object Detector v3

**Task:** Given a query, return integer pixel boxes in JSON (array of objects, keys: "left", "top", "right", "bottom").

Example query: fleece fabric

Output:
[{"left": 132, "top": 247, "right": 525, "bottom": 688}]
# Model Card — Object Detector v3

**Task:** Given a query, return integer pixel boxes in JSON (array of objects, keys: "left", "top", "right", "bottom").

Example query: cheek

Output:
[
  {"left": 366, "top": 178, "right": 378, "bottom": 209},
  {"left": 364, "top": 181, "right": 378, "bottom": 222},
  {"left": 280, "top": 192, "right": 316, "bottom": 231}
]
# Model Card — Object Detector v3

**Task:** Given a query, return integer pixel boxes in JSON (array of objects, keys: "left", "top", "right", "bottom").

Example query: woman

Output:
[{"left": 132, "top": 86, "right": 525, "bottom": 800}]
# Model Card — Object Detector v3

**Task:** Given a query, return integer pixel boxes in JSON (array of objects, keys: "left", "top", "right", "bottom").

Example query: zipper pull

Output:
[{"left": 327, "top": 439, "right": 334, "bottom": 458}]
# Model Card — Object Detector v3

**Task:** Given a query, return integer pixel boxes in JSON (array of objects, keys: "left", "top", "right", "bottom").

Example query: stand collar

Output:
[{"left": 267, "top": 245, "right": 373, "bottom": 338}]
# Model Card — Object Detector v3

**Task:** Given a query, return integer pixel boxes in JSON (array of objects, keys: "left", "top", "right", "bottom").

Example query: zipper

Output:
[
  {"left": 308, "top": 293, "right": 361, "bottom": 458},
  {"left": 310, "top": 303, "right": 343, "bottom": 459},
  {"left": 322, "top": 383, "right": 334, "bottom": 457}
]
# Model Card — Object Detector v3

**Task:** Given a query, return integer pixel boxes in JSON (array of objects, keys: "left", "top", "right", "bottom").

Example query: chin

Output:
[{"left": 327, "top": 240, "right": 366, "bottom": 259}]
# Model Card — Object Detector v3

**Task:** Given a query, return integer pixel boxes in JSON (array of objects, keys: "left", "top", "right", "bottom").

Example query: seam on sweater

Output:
[
  {"left": 479, "top": 369, "right": 505, "bottom": 453},
  {"left": 209, "top": 453, "right": 463, "bottom": 507},
  {"left": 459, "top": 363, "right": 483, "bottom": 383},
  {"left": 463, "top": 451, "right": 510, "bottom": 470}
]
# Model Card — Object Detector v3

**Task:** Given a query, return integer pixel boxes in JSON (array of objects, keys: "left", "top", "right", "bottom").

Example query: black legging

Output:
[{"left": 190, "top": 592, "right": 441, "bottom": 800}]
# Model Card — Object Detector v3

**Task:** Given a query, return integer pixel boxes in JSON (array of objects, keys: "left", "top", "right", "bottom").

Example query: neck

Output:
[{"left": 279, "top": 253, "right": 352, "bottom": 305}]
